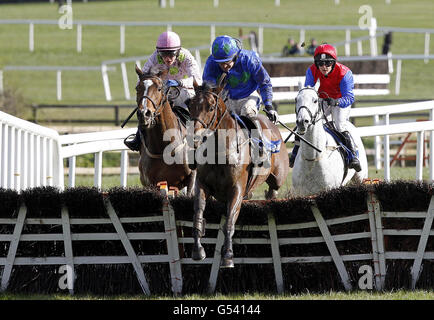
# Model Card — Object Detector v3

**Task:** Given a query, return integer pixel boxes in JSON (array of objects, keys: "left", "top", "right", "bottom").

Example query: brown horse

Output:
[
  {"left": 189, "top": 82, "right": 289, "bottom": 268},
  {"left": 134, "top": 65, "right": 196, "bottom": 195}
]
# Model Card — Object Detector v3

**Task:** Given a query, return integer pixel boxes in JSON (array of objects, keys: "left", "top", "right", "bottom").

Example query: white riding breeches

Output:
[
  {"left": 224, "top": 90, "right": 261, "bottom": 118},
  {"left": 323, "top": 104, "right": 352, "bottom": 132}
]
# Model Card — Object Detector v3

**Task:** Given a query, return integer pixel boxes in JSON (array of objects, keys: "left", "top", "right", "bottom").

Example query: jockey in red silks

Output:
[
  {"left": 124, "top": 31, "right": 202, "bottom": 152},
  {"left": 289, "top": 44, "right": 361, "bottom": 172}
]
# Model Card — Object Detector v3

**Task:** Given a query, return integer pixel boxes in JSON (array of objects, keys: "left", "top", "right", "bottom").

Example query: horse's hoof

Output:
[
  {"left": 192, "top": 247, "right": 206, "bottom": 261},
  {"left": 220, "top": 258, "right": 234, "bottom": 268}
]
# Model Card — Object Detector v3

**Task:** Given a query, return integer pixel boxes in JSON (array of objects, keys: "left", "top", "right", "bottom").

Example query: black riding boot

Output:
[
  {"left": 289, "top": 135, "right": 300, "bottom": 168},
  {"left": 341, "top": 131, "right": 362, "bottom": 172},
  {"left": 124, "top": 129, "right": 141, "bottom": 152},
  {"left": 249, "top": 116, "right": 268, "bottom": 165}
]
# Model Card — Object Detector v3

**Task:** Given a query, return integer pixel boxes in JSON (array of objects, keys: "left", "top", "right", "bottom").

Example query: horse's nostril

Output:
[{"left": 304, "top": 119, "right": 309, "bottom": 124}]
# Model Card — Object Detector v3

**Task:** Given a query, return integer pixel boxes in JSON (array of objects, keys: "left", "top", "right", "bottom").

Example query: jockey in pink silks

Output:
[{"left": 125, "top": 31, "right": 202, "bottom": 151}]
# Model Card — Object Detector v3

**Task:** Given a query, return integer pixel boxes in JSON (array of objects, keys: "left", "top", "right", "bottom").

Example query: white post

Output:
[
  {"left": 47, "top": 139, "right": 53, "bottom": 186},
  {"left": 120, "top": 24, "right": 125, "bottom": 55},
  {"left": 335, "top": 0, "right": 340, "bottom": 4},
  {"left": 195, "top": 49, "right": 202, "bottom": 72},
  {"left": 299, "top": 29, "right": 305, "bottom": 54},
  {"left": 345, "top": 29, "right": 351, "bottom": 56},
  {"left": 424, "top": 32, "right": 430, "bottom": 64},
  {"left": 258, "top": 25, "right": 264, "bottom": 55},
  {"left": 374, "top": 114, "right": 382, "bottom": 170},
  {"left": 384, "top": 113, "right": 390, "bottom": 181},
  {"left": 41, "top": 137, "right": 47, "bottom": 186},
  {"left": 35, "top": 135, "right": 41, "bottom": 186},
  {"left": 1, "top": 125, "right": 8, "bottom": 187},
  {"left": 357, "top": 40, "right": 363, "bottom": 56},
  {"left": 77, "top": 24, "right": 82, "bottom": 53},
  {"left": 101, "top": 64, "right": 112, "bottom": 101},
  {"left": 169, "top": 0, "right": 175, "bottom": 7},
  {"left": 8, "top": 127, "right": 15, "bottom": 189},
  {"left": 94, "top": 151, "right": 103, "bottom": 189},
  {"left": 68, "top": 156, "right": 76, "bottom": 187},
  {"left": 121, "top": 62, "right": 131, "bottom": 100},
  {"left": 0, "top": 70, "right": 3, "bottom": 95},
  {"left": 210, "top": 25, "right": 215, "bottom": 47},
  {"left": 21, "top": 131, "right": 28, "bottom": 190},
  {"left": 160, "top": 0, "right": 167, "bottom": 8},
  {"left": 387, "top": 51, "right": 394, "bottom": 73},
  {"left": 29, "top": 23, "right": 34, "bottom": 52},
  {"left": 120, "top": 150, "right": 128, "bottom": 188},
  {"left": 167, "top": 24, "right": 172, "bottom": 32},
  {"left": 213, "top": 0, "right": 219, "bottom": 7},
  {"left": 395, "top": 59, "right": 402, "bottom": 95},
  {"left": 385, "top": 0, "right": 391, "bottom": 4},
  {"left": 275, "top": 0, "right": 280, "bottom": 6},
  {"left": 57, "top": 70, "right": 62, "bottom": 101},
  {"left": 369, "top": 17, "right": 378, "bottom": 56},
  {"left": 14, "top": 129, "right": 21, "bottom": 191},
  {"left": 430, "top": 107, "right": 434, "bottom": 183},
  {"left": 416, "top": 131, "right": 424, "bottom": 181},
  {"left": 29, "top": 133, "right": 34, "bottom": 188}
]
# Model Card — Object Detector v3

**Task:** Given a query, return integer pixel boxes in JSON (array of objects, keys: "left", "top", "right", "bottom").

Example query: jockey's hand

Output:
[
  {"left": 265, "top": 106, "right": 279, "bottom": 123},
  {"left": 325, "top": 98, "right": 339, "bottom": 107},
  {"left": 165, "top": 79, "right": 181, "bottom": 87}
]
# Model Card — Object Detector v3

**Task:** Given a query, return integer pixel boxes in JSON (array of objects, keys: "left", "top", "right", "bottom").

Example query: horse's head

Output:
[
  {"left": 135, "top": 65, "right": 168, "bottom": 128},
  {"left": 295, "top": 87, "right": 321, "bottom": 135},
  {"left": 189, "top": 81, "right": 226, "bottom": 149}
]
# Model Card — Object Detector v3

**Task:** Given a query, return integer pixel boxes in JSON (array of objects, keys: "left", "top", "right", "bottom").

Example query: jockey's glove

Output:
[
  {"left": 325, "top": 98, "right": 339, "bottom": 107},
  {"left": 165, "top": 79, "right": 181, "bottom": 87},
  {"left": 264, "top": 105, "right": 279, "bottom": 123}
]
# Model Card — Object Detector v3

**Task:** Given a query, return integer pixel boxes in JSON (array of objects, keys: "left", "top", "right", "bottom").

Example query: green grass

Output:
[{"left": 0, "top": 0, "right": 433, "bottom": 121}]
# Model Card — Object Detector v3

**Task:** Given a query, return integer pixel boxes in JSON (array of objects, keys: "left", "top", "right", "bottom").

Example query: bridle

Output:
[
  {"left": 137, "top": 75, "right": 172, "bottom": 125},
  {"left": 295, "top": 87, "right": 322, "bottom": 126},
  {"left": 191, "top": 90, "right": 228, "bottom": 133}
]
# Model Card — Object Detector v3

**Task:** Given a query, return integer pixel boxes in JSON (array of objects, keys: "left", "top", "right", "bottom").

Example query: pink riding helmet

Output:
[{"left": 156, "top": 31, "right": 181, "bottom": 51}]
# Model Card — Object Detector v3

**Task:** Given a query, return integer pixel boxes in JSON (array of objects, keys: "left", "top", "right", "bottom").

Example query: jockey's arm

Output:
[
  {"left": 251, "top": 58, "right": 273, "bottom": 109},
  {"left": 337, "top": 71, "right": 355, "bottom": 108}
]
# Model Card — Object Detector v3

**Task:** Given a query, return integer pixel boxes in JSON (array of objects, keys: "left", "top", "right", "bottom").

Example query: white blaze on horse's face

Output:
[
  {"left": 295, "top": 88, "right": 319, "bottom": 135},
  {"left": 140, "top": 79, "right": 154, "bottom": 123}
]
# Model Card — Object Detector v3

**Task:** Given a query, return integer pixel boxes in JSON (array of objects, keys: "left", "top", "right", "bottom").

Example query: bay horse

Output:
[
  {"left": 134, "top": 65, "right": 196, "bottom": 195},
  {"left": 292, "top": 87, "right": 368, "bottom": 196},
  {"left": 189, "top": 82, "right": 289, "bottom": 268}
]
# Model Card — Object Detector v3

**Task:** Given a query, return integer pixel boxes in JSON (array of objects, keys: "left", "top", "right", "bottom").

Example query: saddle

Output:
[{"left": 231, "top": 113, "right": 282, "bottom": 154}]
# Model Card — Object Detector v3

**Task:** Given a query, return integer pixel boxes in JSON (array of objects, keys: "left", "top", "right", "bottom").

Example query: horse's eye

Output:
[
  {"left": 314, "top": 99, "right": 318, "bottom": 104},
  {"left": 295, "top": 98, "right": 297, "bottom": 103}
]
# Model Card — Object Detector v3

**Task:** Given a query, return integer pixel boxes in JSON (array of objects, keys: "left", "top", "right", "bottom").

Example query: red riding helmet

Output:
[{"left": 314, "top": 44, "right": 337, "bottom": 61}]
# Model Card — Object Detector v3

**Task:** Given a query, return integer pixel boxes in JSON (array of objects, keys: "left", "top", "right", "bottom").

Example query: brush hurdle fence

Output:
[{"left": 0, "top": 183, "right": 433, "bottom": 295}]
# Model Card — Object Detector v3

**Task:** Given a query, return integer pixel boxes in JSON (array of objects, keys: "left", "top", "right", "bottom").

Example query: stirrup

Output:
[{"left": 124, "top": 134, "right": 140, "bottom": 152}]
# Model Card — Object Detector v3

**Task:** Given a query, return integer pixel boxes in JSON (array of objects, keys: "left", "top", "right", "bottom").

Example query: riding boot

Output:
[
  {"left": 289, "top": 135, "right": 300, "bottom": 168},
  {"left": 249, "top": 117, "right": 268, "bottom": 165},
  {"left": 124, "top": 129, "right": 141, "bottom": 152},
  {"left": 341, "top": 131, "right": 362, "bottom": 172}
]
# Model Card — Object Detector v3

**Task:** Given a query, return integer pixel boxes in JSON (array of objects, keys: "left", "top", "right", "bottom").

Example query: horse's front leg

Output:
[
  {"left": 221, "top": 189, "right": 243, "bottom": 268},
  {"left": 191, "top": 183, "right": 207, "bottom": 261}
]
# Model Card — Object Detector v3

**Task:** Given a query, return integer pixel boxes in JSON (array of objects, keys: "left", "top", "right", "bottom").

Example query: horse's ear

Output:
[
  {"left": 135, "top": 65, "right": 143, "bottom": 78},
  {"left": 157, "top": 69, "right": 169, "bottom": 79},
  {"left": 193, "top": 77, "right": 199, "bottom": 91}
]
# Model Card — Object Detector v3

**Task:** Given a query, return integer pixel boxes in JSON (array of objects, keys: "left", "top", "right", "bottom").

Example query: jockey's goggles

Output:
[
  {"left": 317, "top": 60, "right": 334, "bottom": 67},
  {"left": 158, "top": 50, "right": 178, "bottom": 58}
]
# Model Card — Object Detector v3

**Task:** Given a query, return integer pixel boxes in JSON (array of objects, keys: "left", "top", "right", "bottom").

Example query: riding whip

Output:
[
  {"left": 121, "top": 106, "right": 138, "bottom": 128},
  {"left": 277, "top": 120, "right": 322, "bottom": 153}
]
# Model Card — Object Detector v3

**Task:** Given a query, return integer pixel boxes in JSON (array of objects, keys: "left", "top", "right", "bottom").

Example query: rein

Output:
[{"left": 191, "top": 90, "right": 229, "bottom": 133}]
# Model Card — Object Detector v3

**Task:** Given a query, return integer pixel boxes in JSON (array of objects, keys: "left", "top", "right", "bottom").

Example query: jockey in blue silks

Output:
[
  {"left": 289, "top": 44, "right": 361, "bottom": 172},
  {"left": 202, "top": 35, "right": 278, "bottom": 156}
]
